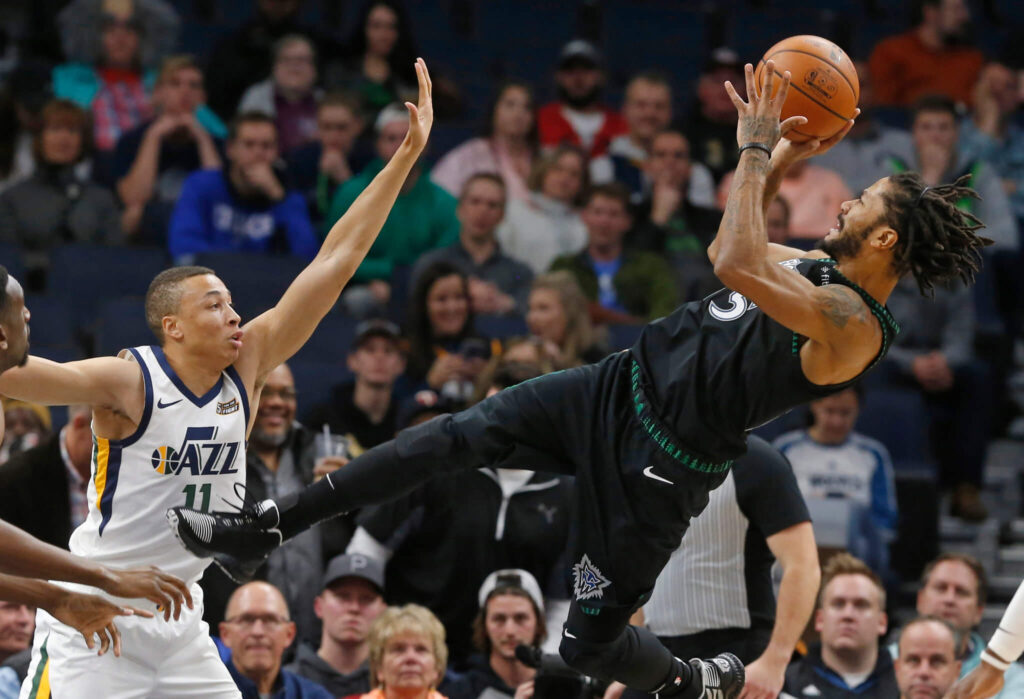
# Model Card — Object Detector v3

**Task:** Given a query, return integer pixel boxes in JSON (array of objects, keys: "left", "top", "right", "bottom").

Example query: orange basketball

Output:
[{"left": 754, "top": 35, "right": 859, "bottom": 143}]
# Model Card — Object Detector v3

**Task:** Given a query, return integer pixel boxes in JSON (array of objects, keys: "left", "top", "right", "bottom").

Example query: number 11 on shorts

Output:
[{"left": 182, "top": 483, "right": 212, "bottom": 512}]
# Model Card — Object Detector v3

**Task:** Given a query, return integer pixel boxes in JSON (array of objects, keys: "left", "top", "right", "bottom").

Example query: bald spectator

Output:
[
  {"left": 717, "top": 158, "right": 852, "bottom": 240},
  {"left": 220, "top": 582, "right": 333, "bottom": 699},
  {"left": 869, "top": 0, "right": 984, "bottom": 107},
  {"left": 537, "top": 40, "right": 627, "bottom": 179},
  {"left": 682, "top": 47, "right": 744, "bottom": 184},
  {"left": 814, "top": 60, "right": 916, "bottom": 196},
  {"left": 604, "top": 73, "right": 715, "bottom": 209},
  {"left": 895, "top": 617, "right": 961, "bottom": 699},
  {"left": 286, "top": 554, "right": 388, "bottom": 697},
  {"left": 0, "top": 405, "right": 93, "bottom": 550}
]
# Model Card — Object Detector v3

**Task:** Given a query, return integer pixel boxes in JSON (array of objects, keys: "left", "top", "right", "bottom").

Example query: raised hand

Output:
[
  {"left": 946, "top": 661, "right": 1005, "bottom": 699},
  {"left": 403, "top": 58, "right": 434, "bottom": 153},
  {"left": 98, "top": 565, "right": 193, "bottom": 622},
  {"left": 50, "top": 590, "right": 153, "bottom": 657},
  {"left": 724, "top": 61, "right": 808, "bottom": 151},
  {"left": 772, "top": 109, "right": 860, "bottom": 165}
]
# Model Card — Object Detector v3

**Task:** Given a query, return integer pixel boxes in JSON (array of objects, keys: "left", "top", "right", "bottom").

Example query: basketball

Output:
[{"left": 754, "top": 35, "right": 859, "bottom": 143}]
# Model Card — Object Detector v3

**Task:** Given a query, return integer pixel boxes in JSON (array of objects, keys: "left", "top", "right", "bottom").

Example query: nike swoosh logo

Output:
[
  {"left": 643, "top": 466, "right": 674, "bottom": 485},
  {"left": 563, "top": 630, "right": 577, "bottom": 639},
  {"left": 157, "top": 398, "right": 183, "bottom": 409}
]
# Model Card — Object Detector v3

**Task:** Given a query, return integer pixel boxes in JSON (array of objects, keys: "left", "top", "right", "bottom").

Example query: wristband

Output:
[
  {"left": 981, "top": 647, "right": 1012, "bottom": 672},
  {"left": 738, "top": 142, "right": 772, "bottom": 159}
]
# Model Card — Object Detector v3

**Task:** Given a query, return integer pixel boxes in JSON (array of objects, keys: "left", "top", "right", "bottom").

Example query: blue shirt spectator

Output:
[{"left": 168, "top": 113, "right": 317, "bottom": 263}]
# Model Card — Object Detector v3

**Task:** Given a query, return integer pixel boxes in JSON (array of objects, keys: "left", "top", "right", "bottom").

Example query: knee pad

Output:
[
  {"left": 394, "top": 414, "right": 456, "bottom": 458},
  {"left": 559, "top": 632, "right": 614, "bottom": 678}
]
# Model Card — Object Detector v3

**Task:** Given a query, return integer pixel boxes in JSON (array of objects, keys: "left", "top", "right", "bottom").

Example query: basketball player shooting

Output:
[
  {"left": 0, "top": 58, "right": 433, "bottom": 699},
  {"left": 0, "top": 267, "right": 192, "bottom": 660},
  {"left": 168, "top": 62, "right": 990, "bottom": 698}
]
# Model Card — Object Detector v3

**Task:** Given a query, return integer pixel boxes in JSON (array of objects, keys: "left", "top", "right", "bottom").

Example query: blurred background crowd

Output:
[{"left": 0, "top": 0, "right": 1023, "bottom": 697}]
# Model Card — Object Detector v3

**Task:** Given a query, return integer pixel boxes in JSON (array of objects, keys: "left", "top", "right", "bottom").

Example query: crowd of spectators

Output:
[{"left": 1, "top": 0, "right": 1024, "bottom": 696}]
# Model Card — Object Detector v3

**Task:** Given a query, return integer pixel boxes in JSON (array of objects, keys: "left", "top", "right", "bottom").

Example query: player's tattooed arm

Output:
[{"left": 817, "top": 286, "right": 870, "bottom": 330}]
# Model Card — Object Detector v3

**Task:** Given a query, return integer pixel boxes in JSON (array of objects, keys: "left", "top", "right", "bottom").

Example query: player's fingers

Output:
[
  {"left": 98, "top": 628, "right": 110, "bottom": 656},
  {"left": 773, "top": 70, "right": 792, "bottom": 110},
  {"left": 125, "top": 606, "right": 152, "bottom": 619},
  {"left": 110, "top": 623, "right": 122, "bottom": 657},
  {"left": 420, "top": 57, "right": 432, "bottom": 96},
  {"left": 723, "top": 81, "right": 746, "bottom": 111},
  {"left": 780, "top": 115, "right": 808, "bottom": 136},
  {"left": 761, "top": 60, "right": 775, "bottom": 103},
  {"left": 744, "top": 62, "right": 757, "bottom": 100},
  {"left": 82, "top": 630, "right": 95, "bottom": 651}
]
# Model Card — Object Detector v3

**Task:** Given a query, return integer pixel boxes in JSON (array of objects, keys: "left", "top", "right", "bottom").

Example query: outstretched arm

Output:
[
  {"left": 239, "top": 59, "right": 434, "bottom": 382},
  {"left": 948, "top": 578, "right": 1024, "bottom": 698},
  {"left": 0, "top": 520, "right": 192, "bottom": 621}
]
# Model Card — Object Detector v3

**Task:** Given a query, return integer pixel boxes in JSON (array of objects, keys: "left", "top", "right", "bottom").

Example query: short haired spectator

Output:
[
  {"left": 168, "top": 112, "right": 319, "bottom": 263},
  {"left": 895, "top": 617, "right": 961, "bottom": 699}
]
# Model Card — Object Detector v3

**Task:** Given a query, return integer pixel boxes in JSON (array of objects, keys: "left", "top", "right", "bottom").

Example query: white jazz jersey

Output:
[{"left": 69, "top": 345, "right": 249, "bottom": 585}]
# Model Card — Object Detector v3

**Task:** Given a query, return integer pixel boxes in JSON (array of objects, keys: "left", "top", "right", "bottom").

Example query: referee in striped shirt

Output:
[{"left": 609, "top": 436, "right": 820, "bottom": 699}]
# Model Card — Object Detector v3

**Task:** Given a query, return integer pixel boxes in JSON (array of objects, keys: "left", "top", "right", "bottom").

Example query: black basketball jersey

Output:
[{"left": 629, "top": 257, "right": 900, "bottom": 461}]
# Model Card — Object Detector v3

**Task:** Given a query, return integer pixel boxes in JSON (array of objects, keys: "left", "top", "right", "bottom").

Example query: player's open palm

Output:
[
  {"left": 403, "top": 58, "right": 433, "bottom": 153},
  {"left": 724, "top": 61, "right": 807, "bottom": 151},
  {"left": 100, "top": 565, "right": 193, "bottom": 621},
  {"left": 946, "top": 662, "right": 1005, "bottom": 699},
  {"left": 51, "top": 591, "right": 151, "bottom": 657}
]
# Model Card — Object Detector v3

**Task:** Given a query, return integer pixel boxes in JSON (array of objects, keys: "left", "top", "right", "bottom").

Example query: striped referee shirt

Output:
[{"left": 644, "top": 437, "right": 810, "bottom": 636}]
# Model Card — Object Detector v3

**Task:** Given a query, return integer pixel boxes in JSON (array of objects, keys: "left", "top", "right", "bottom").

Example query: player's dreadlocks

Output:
[{"left": 880, "top": 172, "right": 992, "bottom": 296}]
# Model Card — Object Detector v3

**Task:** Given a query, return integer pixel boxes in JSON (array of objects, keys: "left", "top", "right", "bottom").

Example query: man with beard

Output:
[
  {"left": 170, "top": 64, "right": 992, "bottom": 699},
  {"left": 869, "top": 0, "right": 984, "bottom": 107},
  {"left": 536, "top": 40, "right": 627, "bottom": 180}
]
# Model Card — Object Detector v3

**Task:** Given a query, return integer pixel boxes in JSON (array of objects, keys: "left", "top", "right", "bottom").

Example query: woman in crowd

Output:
[
  {"left": 326, "top": 0, "right": 418, "bottom": 121},
  {"left": 526, "top": 272, "right": 606, "bottom": 366},
  {"left": 496, "top": 145, "right": 588, "bottom": 274},
  {"left": 405, "top": 261, "right": 498, "bottom": 404},
  {"left": 431, "top": 81, "right": 537, "bottom": 202},
  {"left": 346, "top": 604, "right": 452, "bottom": 699},
  {"left": 0, "top": 99, "right": 121, "bottom": 285}
]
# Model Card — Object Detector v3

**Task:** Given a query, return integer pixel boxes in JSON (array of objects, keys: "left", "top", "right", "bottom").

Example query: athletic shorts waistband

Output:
[{"left": 628, "top": 358, "right": 733, "bottom": 474}]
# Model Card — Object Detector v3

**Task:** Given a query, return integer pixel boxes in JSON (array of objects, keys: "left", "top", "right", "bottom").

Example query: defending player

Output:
[
  {"left": 0, "top": 59, "right": 433, "bottom": 698},
  {"left": 168, "top": 63, "right": 990, "bottom": 698},
  {"left": 0, "top": 267, "right": 192, "bottom": 658}
]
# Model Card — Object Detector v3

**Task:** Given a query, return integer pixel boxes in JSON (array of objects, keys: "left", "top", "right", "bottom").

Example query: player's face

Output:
[
  {"left": 821, "top": 178, "right": 890, "bottom": 260},
  {"left": 582, "top": 195, "right": 631, "bottom": 249},
  {"left": 624, "top": 81, "right": 672, "bottom": 142},
  {"left": 815, "top": 574, "right": 887, "bottom": 654},
  {"left": 426, "top": 274, "right": 469, "bottom": 338},
  {"left": 492, "top": 85, "right": 533, "bottom": 140},
  {"left": 917, "top": 561, "right": 983, "bottom": 631},
  {"left": 457, "top": 179, "right": 506, "bottom": 240},
  {"left": 895, "top": 622, "right": 960, "bottom": 699},
  {"left": 253, "top": 364, "right": 296, "bottom": 447},
  {"left": 0, "top": 275, "right": 30, "bottom": 373},
  {"left": 809, "top": 388, "right": 859, "bottom": 444},
  {"left": 527, "top": 288, "right": 567, "bottom": 346},
  {"left": 170, "top": 275, "right": 242, "bottom": 367},
  {"left": 316, "top": 578, "right": 385, "bottom": 645},
  {"left": 0, "top": 602, "right": 34, "bottom": 656},
  {"left": 378, "top": 632, "right": 440, "bottom": 692},
  {"left": 485, "top": 594, "right": 538, "bottom": 661},
  {"left": 348, "top": 336, "right": 405, "bottom": 387},
  {"left": 540, "top": 152, "right": 585, "bottom": 204}
]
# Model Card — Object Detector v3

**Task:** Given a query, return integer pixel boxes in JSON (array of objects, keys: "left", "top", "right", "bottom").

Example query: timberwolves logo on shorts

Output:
[
  {"left": 572, "top": 554, "right": 611, "bottom": 601},
  {"left": 149, "top": 426, "right": 241, "bottom": 476}
]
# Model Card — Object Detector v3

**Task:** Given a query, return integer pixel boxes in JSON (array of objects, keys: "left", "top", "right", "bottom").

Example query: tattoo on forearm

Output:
[{"left": 819, "top": 287, "right": 869, "bottom": 329}]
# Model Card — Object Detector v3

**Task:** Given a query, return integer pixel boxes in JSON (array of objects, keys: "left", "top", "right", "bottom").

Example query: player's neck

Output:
[
  {"left": 834, "top": 258, "right": 899, "bottom": 306},
  {"left": 161, "top": 345, "right": 226, "bottom": 398},
  {"left": 489, "top": 651, "right": 536, "bottom": 688},
  {"left": 318, "top": 637, "right": 369, "bottom": 674}
]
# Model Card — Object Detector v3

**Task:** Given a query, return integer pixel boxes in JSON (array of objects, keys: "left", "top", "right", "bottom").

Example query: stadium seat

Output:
[
  {"left": 193, "top": 252, "right": 310, "bottom": 322},
  {"left": 290, "top": 314, "right": 360, "bottom": 364},
  {"left": 474, "top": 314, "right": 528, "bottom": 340},
  {"left": 290, "top": 360, "right": 352, "bottom": 425},
  {"left": 23, "top": 294, "right": 75, "bottom": 349},
  {"left": 0, "top": 241, "right": 26, "bottom": 285},
  {"left": 93, "top": 297, "right": 152, "bottom": 357},
  {"left": 855, "top": 385, "right": 932, "bottom": 469},
  {"left": 49, "top": 245, "right": 168, "bottom": 330}
]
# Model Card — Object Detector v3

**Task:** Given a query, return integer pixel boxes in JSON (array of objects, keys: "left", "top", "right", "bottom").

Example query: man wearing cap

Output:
[
  {"left": 285, "top": 554, "right": 388, "bottom": 697},
  {"left": 537, "top": 40, "right": 628, "bottom": 181},
  {"left": 459, "top": 569, "right": 548, "bottom": 699},
  {"left": 308, "top": 319, "right": 407, "bottom": 456},
  {"left": 411, "top": 174, "right": 534, "bottom": 316},
  {"left": 202, "top": 363, "right": 336, "bottom": 649},
  {"left": 327, "top": 102, "right": 459, "bottom": 317}
]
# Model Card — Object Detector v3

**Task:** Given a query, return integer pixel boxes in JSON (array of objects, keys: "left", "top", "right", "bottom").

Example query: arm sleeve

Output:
[
  {"left": 278, "top": 193, "right": 320, "bottom": 260},
  {"left": 167, "top": 176, "right": 213, "bottom": 260},
  {"left": 354, "top": 486, "right": 428, "bottom": 554},
  {"left": 734, "top": 439, "right": 811, "bottom": 535},
  {"left": 988, "top": 581, "right": 1024, "bottom": 663}
]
